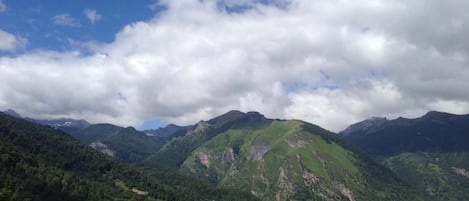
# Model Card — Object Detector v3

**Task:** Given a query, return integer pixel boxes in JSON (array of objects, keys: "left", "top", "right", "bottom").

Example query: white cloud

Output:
[
  {"left": 2, "top": 0, "right": 469, "bottom": 132},
  {"left": 52, "top": 13, "right": 81, "bottom": 27},
  {"left": 84, "top": 8, "right": 101, "bottom": 24},
  {"left": 0, "top": 0, "right": 6, "bottom": 12},
  {"left": 0, "top": 29, "right": 27, "bottom": 51}
]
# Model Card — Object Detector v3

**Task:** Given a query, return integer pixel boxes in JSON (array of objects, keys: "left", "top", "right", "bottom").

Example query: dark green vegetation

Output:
[
  {"left": 0, "top": 112, "right": 260, "bottom": 201},
  {"left": 341, "top": 111, "right": 469, "bottom": 157},
  {"left": 383, "top": 152, "right": 469, "bottom": 201},
  {"left": 147, "top": 111, "right": 421, "bottom": 201},
  {"left": 71, "top": 124, "right": 164, "bottom": 163},
  {"left": 2, "top": 109, "right": 171, "bottom": 164},
  {"left": 340, "top": 111, "right": 469, "bottom": 201}
]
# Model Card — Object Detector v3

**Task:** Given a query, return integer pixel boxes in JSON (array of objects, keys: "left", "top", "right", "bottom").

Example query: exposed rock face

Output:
[
  {"left": 336, "top": 182, "right": 355, "bottom": 201},
  {"left": 303, "top": 170, "right": 320, "bottom": 188},
  {"left": 187, "top": 121, "right": 210, "bottom": 136},
  {"left": 276, "top": 166, "right": 294, "bottom": 201},
  {"left": 89, "top": 141, "right": 115, "bottom": 157},
  {"left": 248, "top": 142, "right": 270, "bottom": 161},
  {"left": 452, "top": 167, "right": 469, "bottom": 178},
  {"left": 222, "top": 148, "right": 235, "bottom": 163},
  {"left": 286, "top": 139, "right": 308, "bottom": 148},
  {"left": 196, "top": 152, "right": 211, "bottom": 168}
]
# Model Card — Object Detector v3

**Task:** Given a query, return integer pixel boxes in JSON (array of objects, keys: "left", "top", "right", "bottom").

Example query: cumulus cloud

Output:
[
  {"left": 1, "top": 0, "right": 469, "bottom": 132},
  {"left": 0, "top": 29, "right": 27, "bottom": 51},
  {"left": 84, "top": 8, "right": 101, "bottom": 24},
  {"left": 52, "top": 13, "right": 81, "bottom": 27}
]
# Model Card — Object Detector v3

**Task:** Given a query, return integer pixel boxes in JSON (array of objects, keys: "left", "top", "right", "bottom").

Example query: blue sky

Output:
[
  {"left": 1, "top": 0, "right": 468, "bottom": 132},
  {"left": 0, "top": 0, "right": 163, "bottom": 53}
]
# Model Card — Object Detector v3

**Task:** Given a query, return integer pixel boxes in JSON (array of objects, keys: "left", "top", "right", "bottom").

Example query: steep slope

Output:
[
  {"left": 383, "top": 152, "right": 469, "bottom": 201},
  {"left": 340, "top": 111, "right": 469, "bottom": 200},
  {"left": 145, "top": 111, "right": 269, "bottom": 169},
  {"left": 72, "top": 124, "right": 164, "bottom": 163},
  {"left": 0, "top": 112, "right": 260, "bottom": 201},
  {"left": 148, "top": 111, "right": 421, "bottom": 201}
]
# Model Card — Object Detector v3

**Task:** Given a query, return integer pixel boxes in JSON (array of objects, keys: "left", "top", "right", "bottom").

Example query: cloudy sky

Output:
[{"left": 1, "top": 0, "right": 468, "bottom": 132}]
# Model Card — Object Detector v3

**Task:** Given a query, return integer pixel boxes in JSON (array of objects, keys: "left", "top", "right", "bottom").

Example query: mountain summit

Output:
[
  {"left": 339, "top": 111, "right": 469, "bottom": 156},
  {"left": 146, "top": 111, "right": 420, "bottom": 201},
  {"left": 340, "top": 111, "right": 469, "bottom": 200}
]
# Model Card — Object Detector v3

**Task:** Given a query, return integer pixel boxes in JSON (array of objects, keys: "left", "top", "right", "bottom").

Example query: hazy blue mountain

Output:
[
  {"left": 144, "top": 123, "right": 190, "bottom": 142},
  {"left": 2, "top": 109, "right": 90, "bottom": 134}
]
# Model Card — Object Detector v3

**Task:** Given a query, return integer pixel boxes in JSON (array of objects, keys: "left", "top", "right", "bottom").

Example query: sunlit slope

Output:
[{"left": 178, "top": 118, "right": 420, "bottom": 201}]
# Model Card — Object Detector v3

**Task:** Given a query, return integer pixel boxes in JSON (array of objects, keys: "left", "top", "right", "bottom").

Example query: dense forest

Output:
[{"left": 0, "top": 112, "right": 260, "bottom": 201}]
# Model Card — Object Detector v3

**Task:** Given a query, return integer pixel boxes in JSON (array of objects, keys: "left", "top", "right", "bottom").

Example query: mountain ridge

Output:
[
  {"left": 146, "top": 110, "right": 421, "bottom": 201},
  {"left": 0, "top": 111, "right": 261, "bottom": 201},
  {"left": 340, "top": 110, "right": 469, "bottom": 201}
]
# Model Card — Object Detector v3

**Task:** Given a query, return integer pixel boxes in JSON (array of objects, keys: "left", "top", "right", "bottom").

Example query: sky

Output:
[{"left": 1, "top": 0, "right": 469, "bottom": 132}]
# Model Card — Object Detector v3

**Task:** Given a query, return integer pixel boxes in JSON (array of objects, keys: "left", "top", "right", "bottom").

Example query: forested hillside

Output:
[{"left": 0, "top": 112, "right": 260, "bottom": 201}]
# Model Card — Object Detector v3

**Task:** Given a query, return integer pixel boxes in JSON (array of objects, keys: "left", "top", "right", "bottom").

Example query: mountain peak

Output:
[
  {"left": 3, "top": 109, "right": 21, "bottom": 118},
  {"left": 340, "top": 116, "right": 388, "bottom": 136},
  {"left": 207, "top": 110, "right": 267, "bottom": 128},
  {"left": 422, "top": 110, "right": 452, "bottom": 119}
]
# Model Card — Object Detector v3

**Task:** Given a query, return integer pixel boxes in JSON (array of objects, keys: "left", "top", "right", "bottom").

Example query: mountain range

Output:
[
  {"left": 340, "top": 111, "right": 469, "bottom": 200},
  {"left": 2, "top": 109, "right": 469, "bottom": 200},
  {"left": 145, "top": 110, "right": 420, "bottom": 201},
  {"left": 0, "top": 112, "right": 259, "bottom": 201}
]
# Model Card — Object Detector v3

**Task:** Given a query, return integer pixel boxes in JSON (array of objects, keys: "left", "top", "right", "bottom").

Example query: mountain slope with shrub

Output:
[
  {"left": 0, "top": 112, "right": 260, "bottom": 201},
  {"left": 147, "top": 111, "right": 421, "bottom": 201},
  {"left": 340, "top": 111, "right": 469, "bottom": 200},
  {"left": 71, "top": 123, "right": 164, "bottom": 163}
]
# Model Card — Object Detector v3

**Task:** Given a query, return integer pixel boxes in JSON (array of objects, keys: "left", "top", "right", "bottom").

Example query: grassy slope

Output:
[
  {"left": 383, "top": 152, "right": 469, "bottom": 201},
  {"left": 181, "top": 120, "right": 421, "bottom": 201}
]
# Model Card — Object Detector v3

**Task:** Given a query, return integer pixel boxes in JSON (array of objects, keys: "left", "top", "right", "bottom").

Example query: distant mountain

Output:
[
  {"left": 71, "top": 124, "right": 164, "bottom": 163},
  {"left": 0, "top": 112, "right": 260, "bottom": 201},
  {"left": 144, "top": 123, "right": 190, "bottom": 142},
  {"left": 340, "top": 111, "right": 469, "bottom": 201},
  {"left": 3, "top": 109, "right": 21, "bottom": 118},
  {"left": 26, "top": 117, "right": 91, "bottom": 133},
  {"left": 1, "top": 109, "right": 165, "bottom": 163},
  {"left": 2, "top": 109, "right": 90, "bottom": 134},
  {"left": 147, "top": 111, "right": 421, "bottom": 201},
  {"left": 340, "top": 111, "right": 469, "bottom": 157}
]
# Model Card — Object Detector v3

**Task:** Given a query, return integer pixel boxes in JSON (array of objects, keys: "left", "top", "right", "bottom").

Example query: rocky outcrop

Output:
[
  {"left": 452, "top": 167, "right": 469, "bottom": 178},
  {"left": 276, "top": 166, "right": 294, "bottom": 201},
  {"left": 336, "top": 182, "right": 355, "bottom": 201},
  {"left": 187, "top": 121, "right": 211, "bottom": 136},
  {"left": 89, "top": 141, "right": 115, "bottom": 157},
  {"left": 248, "top": 142, "right": 270, "bottom": 161},
  {"left": 222, "top": 148, "right": 235, "bottom": 163},
  {"left": 196, "top": 152, "right": 211, "bottom": 168}
]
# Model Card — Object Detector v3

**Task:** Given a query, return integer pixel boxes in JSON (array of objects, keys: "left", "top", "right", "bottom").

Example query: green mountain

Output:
[
  {"left": 147, "top": 111, "right": 421, "bottom": 201},
  {"left": 340, "top": 111, "right": 469, "bottom": 200},
  {"left": 0, "top": 112, "right": 260, "bottom": 201},
  {"left": 71, "top": 124, "right": 164, "bottom": 163}
]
